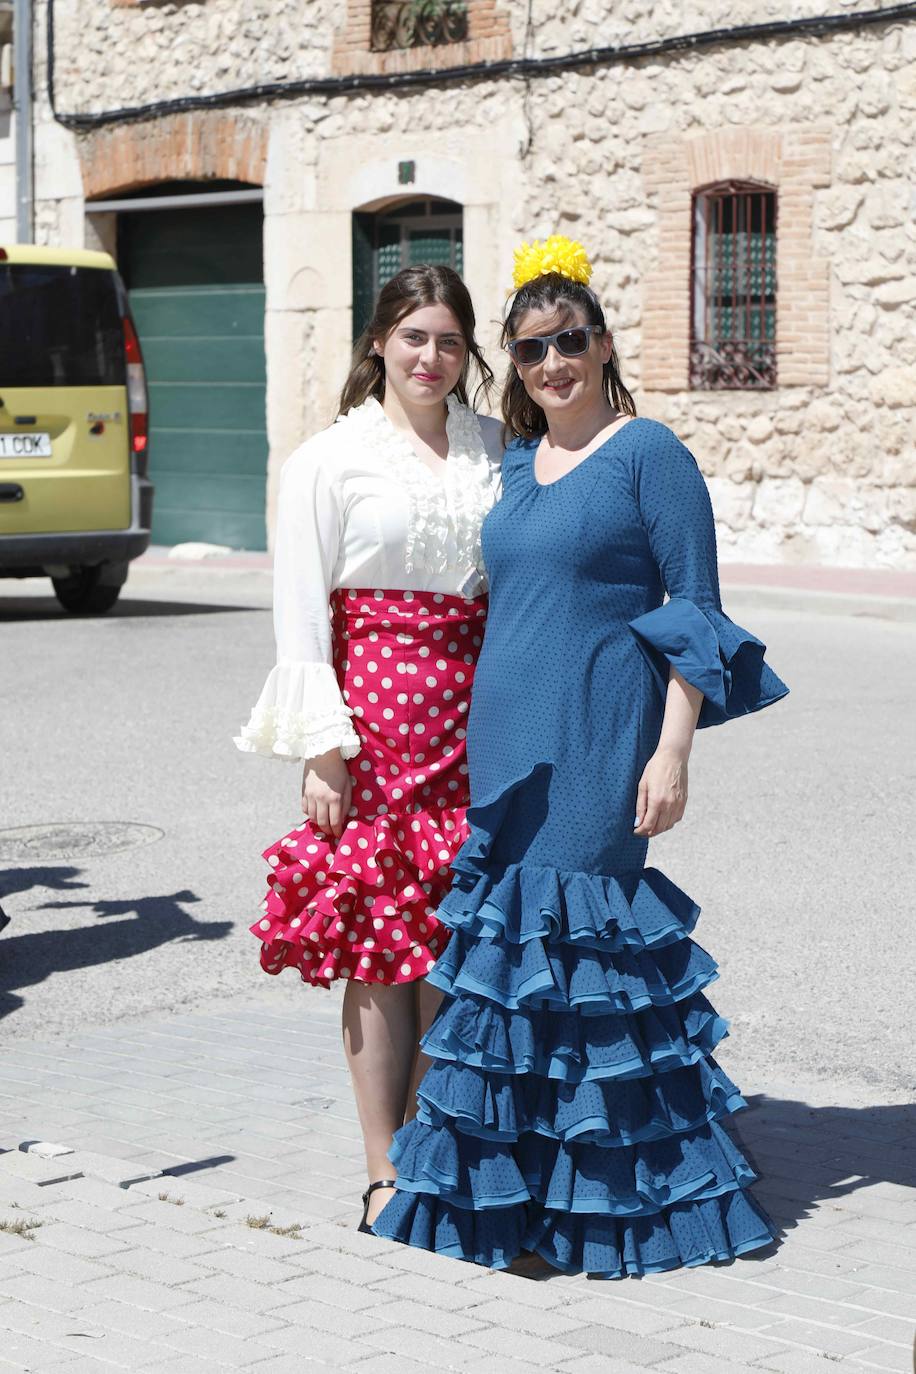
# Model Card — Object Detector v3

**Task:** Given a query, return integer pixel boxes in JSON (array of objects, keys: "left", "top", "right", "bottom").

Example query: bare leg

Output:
[
  {"left": 403, "top": 978, "right": 444, "bottom": 1124},
  {"left": 342, "top": 978, "right": 417, "bottom": 1226}
]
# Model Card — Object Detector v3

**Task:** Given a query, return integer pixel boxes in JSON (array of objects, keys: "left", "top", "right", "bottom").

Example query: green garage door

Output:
[{"left": 120, "top": 200, "right": 267, "bottom": 550}]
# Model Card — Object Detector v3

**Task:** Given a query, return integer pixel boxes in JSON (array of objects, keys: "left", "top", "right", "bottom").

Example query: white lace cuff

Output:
[{"left": 234, "top": 661, "right": 361, "bottom": 762}]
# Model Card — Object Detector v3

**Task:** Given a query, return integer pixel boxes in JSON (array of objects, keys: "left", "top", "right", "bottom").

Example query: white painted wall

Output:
[{"left": 0, "top": 101, "right": 15, "bottom": 240}]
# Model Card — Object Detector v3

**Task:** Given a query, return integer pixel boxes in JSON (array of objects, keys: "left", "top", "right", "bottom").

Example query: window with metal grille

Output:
[
  {"left": 370, "top": 1, "right": 469, "bottom": 52},
  {"left": 352, "top": 198, "right": 464, "bottom": 340},
  {"left": 690, "top": 182, "right": 777, "bottom": 390}
]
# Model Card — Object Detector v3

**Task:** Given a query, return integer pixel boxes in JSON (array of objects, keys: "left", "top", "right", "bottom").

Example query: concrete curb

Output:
[
  {"left": 723, "top": 584, "right": 916, "bottom": 623},
  {"left": 131, "top": 549, "right": 916, "bottom": 622}
]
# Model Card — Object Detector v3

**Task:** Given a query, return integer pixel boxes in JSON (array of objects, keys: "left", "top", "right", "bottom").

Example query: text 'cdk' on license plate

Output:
[{"left": 0, "top": 433, "right": 53, "bottom": 458}]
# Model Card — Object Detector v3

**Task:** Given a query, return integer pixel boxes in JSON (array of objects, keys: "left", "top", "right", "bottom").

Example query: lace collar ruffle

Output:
[{"left": 337, "top": 396, "right": 498, "bottom": 578}]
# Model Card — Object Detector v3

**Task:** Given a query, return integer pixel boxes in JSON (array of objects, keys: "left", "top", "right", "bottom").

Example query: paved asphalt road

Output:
[{"left": 1, "top": 562, "right": 913, "bottom": 1102}]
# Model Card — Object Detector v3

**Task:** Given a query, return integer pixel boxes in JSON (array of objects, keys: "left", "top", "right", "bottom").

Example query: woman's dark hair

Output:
[
  {"left": 500, "top": 272, "right": 636, "bottom": 439},
  {"left": 339, "top": 264, "right": 494, "bottom": 416}
]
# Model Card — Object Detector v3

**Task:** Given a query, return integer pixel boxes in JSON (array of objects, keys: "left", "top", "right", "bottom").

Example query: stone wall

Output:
[
  {"left": 510, "top": 12, "right": 914, "bottom": 568},
  {"left": 466, "top": 13, "right": 912, "bottom": 567},
  {"left": 48, "top": 0, "right": 903, "bottom": 112},
  {"left": 10, "top": 0, "right": 916, "bottom": 565},
  {"left": 51, "top": 0, "right": 335, "bottom": 111}
]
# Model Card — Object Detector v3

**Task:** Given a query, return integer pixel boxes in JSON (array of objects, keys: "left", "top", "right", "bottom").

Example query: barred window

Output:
[
  {"left": 371, "top": 1, "right": 469, "bottom": 52},
  {"left": 690, "top": 182, "right": 777, "bottom": 390}
]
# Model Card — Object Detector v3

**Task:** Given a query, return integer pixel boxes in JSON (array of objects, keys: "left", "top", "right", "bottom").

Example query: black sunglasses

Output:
[{"left": 507, "top": 324, "right": 603, "bottom": 367}]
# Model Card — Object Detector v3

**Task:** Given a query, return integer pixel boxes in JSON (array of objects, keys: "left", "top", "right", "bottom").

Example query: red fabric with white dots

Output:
[{"left": 251, "top": 587, "right": 488, "bottom": 987}]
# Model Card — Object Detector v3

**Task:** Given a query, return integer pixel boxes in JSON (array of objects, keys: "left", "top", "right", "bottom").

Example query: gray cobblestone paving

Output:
[{"left": 0, "top": 999, "right": 912, "bottom": 1372}]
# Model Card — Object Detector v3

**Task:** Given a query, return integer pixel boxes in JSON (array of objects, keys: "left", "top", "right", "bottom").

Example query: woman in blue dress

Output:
[{"left": 372, "top": 238, "right": 789, "bottom": 1277}]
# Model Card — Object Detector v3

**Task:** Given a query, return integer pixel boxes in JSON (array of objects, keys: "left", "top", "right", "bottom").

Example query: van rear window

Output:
[{"left": 0, "top": 264, "right": 125, "bottom": 387}]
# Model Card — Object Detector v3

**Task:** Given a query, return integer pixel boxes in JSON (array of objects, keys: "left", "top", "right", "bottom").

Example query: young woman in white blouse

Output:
[{"left": 236, "top": 266, "right": 502, "bottom": 1229}]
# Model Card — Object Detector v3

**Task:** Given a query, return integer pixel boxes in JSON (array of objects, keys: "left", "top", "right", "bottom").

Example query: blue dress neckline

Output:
[{"left": 526, "top": 416, "right": 643, "bottom": 490}]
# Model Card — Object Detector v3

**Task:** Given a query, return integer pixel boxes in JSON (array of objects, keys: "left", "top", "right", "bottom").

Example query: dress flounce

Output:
[
  {"left": 373, "top": 820, "right": 778, "bottom": 1271},
  {"left": 627, "top": 596, "right": 789, "bottom": 727},
  {"left": 524, "top": 1188, "right": 777, "bottom": 1277},
  {"left": 423, "top": 990, "right": 730, "bottom": 1082},
  {"left": 376, "top": 1176, "right": 776, "bottom": 1279},
  {"left": 428, "top": 927, "right": 719, "bottom": 1014},
  {"left": 416, "top": 1056, "right": 745, "bottom": 1145},
  {"left": 387, "top": 1116, "right": 758, "bottom": 1215},
  {"left": 252, "top": 810, "right": 462, "bottom": 988},
  {"left": 442, "top": 862, "right": 700, "bottom": 952}
]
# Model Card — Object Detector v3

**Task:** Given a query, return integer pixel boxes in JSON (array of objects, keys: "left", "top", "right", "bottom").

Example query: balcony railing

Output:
[
  {"left": 371, "top": 1, "right": 469, "bottom": 52},
  {"left": 689, "top": 339, "right": 777, "bottom": 390}
]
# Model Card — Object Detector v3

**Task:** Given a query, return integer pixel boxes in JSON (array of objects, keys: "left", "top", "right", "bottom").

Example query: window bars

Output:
[
  {"left": 370, "top": 1, "right": 469, "bottom": 52},
  {"left": 690, "top": 182, "right": 777, "bottom": 390}
]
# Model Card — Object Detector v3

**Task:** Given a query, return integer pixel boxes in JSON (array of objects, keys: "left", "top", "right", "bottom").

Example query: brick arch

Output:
[
  {"left": 641, "top": 125, "right": 831, "bottom": 391},
  {"left": 78, "top": 110, "right": 268, "bottom": 201},
  {"left": 684, "top": 129, "right": 784, "bottom": 191}
]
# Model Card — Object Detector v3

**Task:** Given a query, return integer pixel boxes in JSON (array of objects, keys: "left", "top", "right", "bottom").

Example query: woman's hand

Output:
[
  {"left": 633, "top": 745, "right": 689, "bottom": 838},
  {"left": 302, "top": 749, "right": 353, "bottom": 838},
  {"left": 634, "top": 666, "right": 703, "bottom": 838}
]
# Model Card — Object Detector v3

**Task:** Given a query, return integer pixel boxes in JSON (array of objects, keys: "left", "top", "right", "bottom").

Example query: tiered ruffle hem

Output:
[
  {"left": 372, "top": 601, "right": 785, "bottom": 1275},
  {"left": 250, "top": 588, "right": 488, "bottom": 987}
]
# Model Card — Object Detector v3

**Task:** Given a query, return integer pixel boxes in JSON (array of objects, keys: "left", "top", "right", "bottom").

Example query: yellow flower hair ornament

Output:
[{"left": 511, "top": 235, "right": 593, "bottom": 292}]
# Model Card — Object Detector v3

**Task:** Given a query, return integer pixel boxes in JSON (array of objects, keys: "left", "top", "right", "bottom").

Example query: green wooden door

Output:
[{"left": 121, "top": 202, "right": 267, "bottom": 550}]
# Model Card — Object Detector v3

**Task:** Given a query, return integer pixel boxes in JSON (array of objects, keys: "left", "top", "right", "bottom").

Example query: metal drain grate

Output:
[{"left": 0, "top": 822, "right": 164, "bottom": 863}]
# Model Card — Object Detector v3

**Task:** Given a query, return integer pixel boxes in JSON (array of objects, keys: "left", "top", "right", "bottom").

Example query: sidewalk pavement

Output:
[{"left": 1, "top": 995, "right": 913, "bottom": 1374}]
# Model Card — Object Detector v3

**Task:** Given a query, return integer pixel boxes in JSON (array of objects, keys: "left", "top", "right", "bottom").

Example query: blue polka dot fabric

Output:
[{"left": 372, "top": 419, "right": 789, "bottom": 1277}]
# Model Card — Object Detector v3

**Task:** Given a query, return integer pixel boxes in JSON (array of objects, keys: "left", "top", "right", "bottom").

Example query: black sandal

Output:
[{"left": 358, "top": 1178, "right": 397, "bottom": 1234}]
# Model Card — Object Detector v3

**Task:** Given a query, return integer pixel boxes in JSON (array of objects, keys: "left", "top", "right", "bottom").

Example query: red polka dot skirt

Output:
[{"left": 251, "top": 588, "right": 488, "bottom": 988}]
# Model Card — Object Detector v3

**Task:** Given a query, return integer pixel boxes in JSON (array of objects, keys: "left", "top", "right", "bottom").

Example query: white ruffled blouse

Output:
[{"left": 235, "top": 396, "right": 504, "bottom": 763}]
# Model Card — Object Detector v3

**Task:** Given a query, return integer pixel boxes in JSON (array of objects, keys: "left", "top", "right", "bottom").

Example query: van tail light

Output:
[{"left": 123, "top": 314, "right": 149, "bottom": 474}]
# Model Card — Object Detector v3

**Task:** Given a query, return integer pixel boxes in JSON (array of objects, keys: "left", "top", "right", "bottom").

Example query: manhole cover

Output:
[{"left": 0, "top": 822, "right": 164, "bottom": 863}]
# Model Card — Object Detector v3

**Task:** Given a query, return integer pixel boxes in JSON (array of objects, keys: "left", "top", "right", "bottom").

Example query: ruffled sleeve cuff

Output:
[
  {"left": 628, "top": 596, "right": 789, "bottom": 728},
  {"left": 234, "top": 661, "right": 361, "bottom": 762}
]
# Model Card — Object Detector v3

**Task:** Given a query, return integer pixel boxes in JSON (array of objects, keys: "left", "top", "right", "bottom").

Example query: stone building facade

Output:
[{"left": 2, "top": 0, "right": 914, "bottom": 564}]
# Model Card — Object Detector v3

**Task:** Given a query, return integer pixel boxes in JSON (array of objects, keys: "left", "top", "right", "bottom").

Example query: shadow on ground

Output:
[
  {"left": 730, "top": 1093, "right": 916, "bottom": 1253},
  {"left": 0, "top": 866, "right": 89, "bottom": 901},
  {"left": 0, "top": 888, "right": 232, "bottom": 1019},
  {"left": 0, "top": 597, "right": 256, "bottom": 621}
]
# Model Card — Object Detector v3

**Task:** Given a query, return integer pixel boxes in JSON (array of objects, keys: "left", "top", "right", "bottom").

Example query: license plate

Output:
[{"left": 0, "top": 432, "right": 53, "bottom": 458}]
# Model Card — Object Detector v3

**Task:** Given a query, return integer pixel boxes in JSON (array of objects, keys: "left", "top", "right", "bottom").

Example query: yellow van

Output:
[{"left": 0, "top": 245, "right": 153, "bottom": 613}]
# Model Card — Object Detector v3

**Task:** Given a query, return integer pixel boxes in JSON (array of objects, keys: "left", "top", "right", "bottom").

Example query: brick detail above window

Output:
[
  {"left": 332, "top": 0, "right": 511, "bottom": 77},
  {"left": 642, "top": 127, "right": 832, "bottom": 391},
  {"left": 78, "top": 110, "right": 267, "bottom": 200}
]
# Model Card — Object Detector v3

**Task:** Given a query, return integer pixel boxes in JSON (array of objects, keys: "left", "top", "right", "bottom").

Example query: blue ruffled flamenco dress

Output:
[{"left": 373, "top": 419, "right": 789, "bottom": 1277}]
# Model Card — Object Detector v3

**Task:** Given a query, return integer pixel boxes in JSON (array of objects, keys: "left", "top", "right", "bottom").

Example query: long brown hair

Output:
[
  {"left": 500, "top": 273, "right": 636, "bottom": 439},
  {"left": 338, "top": 264, "right": 494, "bottom": 417}
]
